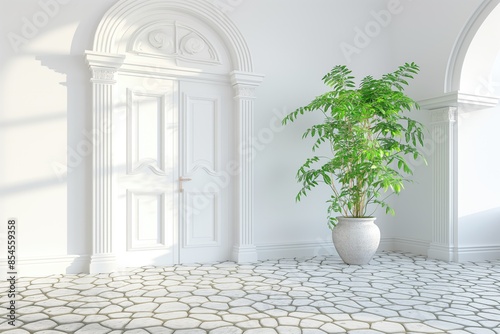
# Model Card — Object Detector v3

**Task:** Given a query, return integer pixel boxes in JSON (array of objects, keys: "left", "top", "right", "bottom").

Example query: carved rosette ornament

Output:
[
  {"left": 180, "top": 33, "right": 206, "bottom": 55},
  {"left": 131, "top": 22, "right": 219, "bottom": 65},
  {"left": 148, "top": 29, "right": 175, "bottom": 53}
]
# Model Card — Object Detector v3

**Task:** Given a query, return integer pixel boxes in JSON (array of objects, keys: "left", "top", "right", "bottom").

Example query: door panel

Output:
[
  {"left": 179, "top": 81, "right": 232, "bottom": 263},
  {"left": 128, "top": 92, "right": 164, "bottom": 172},
  {"left": 185, "top": 95, "right": 218, "bottom": 171},
  {"left": 113, "top": 75, "right": 232, "bottom": 268},
  {"left": 127, "top": 191, "right": 165, "bottom": 249},
  {"left": 113, "top": 76, "right": 179, "bottom": 269},
  {"left": 185, "top": 191, "right": 218, "bottom": 246}
]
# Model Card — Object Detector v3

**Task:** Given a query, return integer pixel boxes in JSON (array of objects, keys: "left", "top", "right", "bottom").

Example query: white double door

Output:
[{"left": 112, "top": 75, "right": 233, "bottom": 268}]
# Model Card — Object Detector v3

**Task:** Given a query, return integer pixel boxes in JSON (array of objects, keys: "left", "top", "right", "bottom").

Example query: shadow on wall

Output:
[{"left": 36, "top": 52, "right": 92, "bottom": 274}]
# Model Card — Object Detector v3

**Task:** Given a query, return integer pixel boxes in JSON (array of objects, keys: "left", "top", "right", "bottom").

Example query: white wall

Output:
[
  {"left": 389, "top": 0, "right": 484, "bottom": 100},
  {"left": 383, "top": 0, "right": 484, "bottom": 254},
  {"left": 389, "top": 0, "right": 500, "bottom": 260},
  {"left": 0, "top": 0, "right": 117, "bottom": 275},
  {"left": 456, "top": 2, "right": 500, "bottom": 260},
  {"left": 229, "top": 0, "right": 396, "bottom": 257},
  {"left": 458, "top": 106, "right": 500, "bottom": 254},
  {"left": 461, "top": 3, "right": 500, "bottom": 96},
  {"left": 0, "top": 0, "right": 492, "bottom": 275}
]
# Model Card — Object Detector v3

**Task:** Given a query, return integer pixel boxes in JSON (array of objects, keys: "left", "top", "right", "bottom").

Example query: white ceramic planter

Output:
[{"left": 331, "top": 216, "right": 380, "bottom": 265}]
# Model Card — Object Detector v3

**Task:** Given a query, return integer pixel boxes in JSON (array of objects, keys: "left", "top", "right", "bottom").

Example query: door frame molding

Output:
[{"left": 85, "top": 0, "right": 263, "bottom": 273}]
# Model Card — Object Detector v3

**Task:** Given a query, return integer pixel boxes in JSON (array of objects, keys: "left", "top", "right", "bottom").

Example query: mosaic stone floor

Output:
[{"left": 1, "top": 252, "right": 500, "bottom": 334}]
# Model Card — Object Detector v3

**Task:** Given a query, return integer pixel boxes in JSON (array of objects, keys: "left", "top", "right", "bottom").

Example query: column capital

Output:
[
  {"left": 85, "top": 51, "right": 125, "bottom": 84},
  {"left": 90, "top": 68, "right": 119, "bottom": 84},
  {"left": 233, "top": 85, "right": 257, "bottom": 99},
  {"left": 431, "top": 107, "right": 458, "bottom": 124},
  {"left": 230, "top": 71, "right": 264, "bottom": 100}
]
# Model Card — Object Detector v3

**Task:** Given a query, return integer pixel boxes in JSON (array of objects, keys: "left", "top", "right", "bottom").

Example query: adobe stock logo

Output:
[
  {"left": 340, "top": 0, "right": 408, "bottom": 63},
  {"left": 7, "top": 0, "right": 71, "bottom": 53}
]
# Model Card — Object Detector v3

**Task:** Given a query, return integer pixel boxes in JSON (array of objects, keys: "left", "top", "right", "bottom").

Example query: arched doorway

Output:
[
  {"left": 446, "top": 0, "right": 500, "bottom": 94},
  {"left": 85, "top": 0, "right": 263, "bottom": 273},
  {"left": 421, "top": 0, "right": 500, "bottom": 262},
  {"left": 454, "top": 1, "right": 500, "bottom": 261}
]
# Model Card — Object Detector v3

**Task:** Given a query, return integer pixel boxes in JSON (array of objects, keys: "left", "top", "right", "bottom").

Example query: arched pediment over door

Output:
[{"left": 85, "top": 0, "right": 264, "bottom": 273}]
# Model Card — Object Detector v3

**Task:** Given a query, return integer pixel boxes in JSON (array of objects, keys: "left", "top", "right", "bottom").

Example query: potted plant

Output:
[{"left": 282, "top": 62, "right": 426, "bottom": 265}]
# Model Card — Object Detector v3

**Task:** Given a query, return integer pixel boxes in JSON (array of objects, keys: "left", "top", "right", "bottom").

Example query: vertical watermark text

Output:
[{"left": 6, "top": 218, "right": 17, "bottom": 326}]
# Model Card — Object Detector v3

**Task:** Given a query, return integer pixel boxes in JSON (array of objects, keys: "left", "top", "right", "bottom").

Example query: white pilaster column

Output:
[
  {"left": 86, "top": 52, "right": 125, "bottom": 273},
  {"left": 419, "top": 92, "right": 500, "bottom": 262},
  {"left": 427, "top": 107, "right": 458, "bottom": 262},
  {"left": 230, "top": 71, "right": 264, "bottom": 263}
]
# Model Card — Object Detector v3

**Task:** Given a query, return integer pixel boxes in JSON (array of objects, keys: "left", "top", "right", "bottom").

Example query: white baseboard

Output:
[
  {"left": 426, "top": 243, "right": 500, "bottom": 262},
  {"left": 256, "top": 237, "right": 429, "bottom": 262},
  {"left": 232, "top": 245, "right": 259, "bottom": 263},
  {"left": 392, "top": 237, "right": 430, "bottom": 256},
  {"left": 427, "top": 243, "right": 455, "bottom": 261},
  {"left": 0, "top": 255, "right": 89, "bottom": 277},
  {"left": 3, "top": 242, "right": 498, "bottom": 277},
  {"left": 256, "top": 240, "right": 338, "bottom": 260},
  {"left": 456, "top": 245, "right": 500, "bottom": 262},
  {"left": 378, "top": 237, "right": 394, "bottom": 251}
]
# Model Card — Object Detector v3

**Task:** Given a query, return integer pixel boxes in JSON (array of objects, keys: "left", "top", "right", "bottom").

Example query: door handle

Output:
[{"left": 179, "top": 177, "right": 192, "bottom": 192}]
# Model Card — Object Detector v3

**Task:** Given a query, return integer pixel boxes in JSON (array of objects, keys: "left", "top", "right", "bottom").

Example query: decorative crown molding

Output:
[
  {"left": 230, "top": 71, "right": 265, "bottom": 87},
  {"left": 419, "top": 91, "right": 500, "bottom": 112},
  {"left": 85, "top": 51, "right": 126, "bottom": 68}
]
